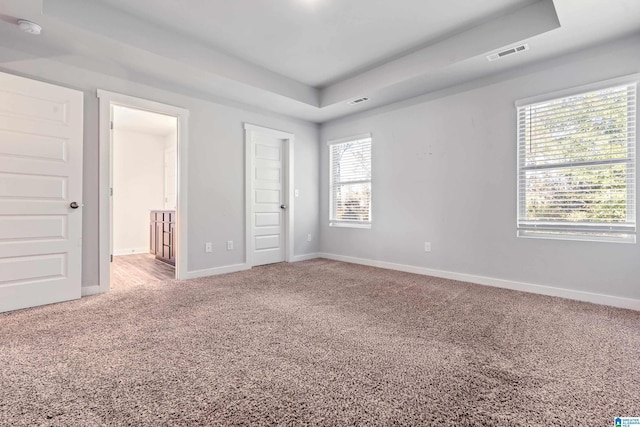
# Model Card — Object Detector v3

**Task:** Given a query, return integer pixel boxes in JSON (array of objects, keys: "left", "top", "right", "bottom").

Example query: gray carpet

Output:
[{"left": 1, "top": 259, "right": 639, "bottom": 426}]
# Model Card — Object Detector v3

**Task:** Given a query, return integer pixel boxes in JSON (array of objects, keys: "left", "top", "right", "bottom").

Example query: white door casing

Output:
[
  {"left": 0, "top": 72, "right": 84, "bottom": 313},
  {"left": 96, "top": 90, "right": 189, "bottom": 291},
  {"left": 244, "top": 124, "right": 294, "bottom": 267}
]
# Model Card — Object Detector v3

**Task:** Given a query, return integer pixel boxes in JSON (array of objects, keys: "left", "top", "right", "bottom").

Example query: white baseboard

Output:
[
  {"left": 318, "top": 253, "right": 640, "bottom": 311},
  {"left": 81, "top": 285, "right": 107, "bottom": 297},
  {"left": 184, "top": 263, "right": 250, "bottom": 280},
  {"left": 291, "top": 253, "right": 321, "bottom": 262},
  {"left": 183, "top": 255, "right": 319, "bottom": 280},
  {"left": 113, "top": 248, "right": 149, "bottom": 256}
]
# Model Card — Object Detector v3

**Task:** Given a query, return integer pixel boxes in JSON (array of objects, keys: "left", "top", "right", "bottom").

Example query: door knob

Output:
[
  {"left": 280, "top": 204, "right": 287, "bottom": 209},
  {"left": 70, "top": 202, "right": 80, "bottom": 209}
]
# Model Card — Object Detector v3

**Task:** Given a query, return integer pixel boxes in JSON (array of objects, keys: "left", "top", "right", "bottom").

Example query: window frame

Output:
[
  {"left": 328, "top": 133, "right": 372, "bottom": 229},
  {"left": 515, "top": 75, "right": 639, "bottom": 244}
]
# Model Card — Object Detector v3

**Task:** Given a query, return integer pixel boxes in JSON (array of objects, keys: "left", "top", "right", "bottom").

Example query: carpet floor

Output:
[{"left": 1, "top": 259, "right": 639, "bottom": 426}]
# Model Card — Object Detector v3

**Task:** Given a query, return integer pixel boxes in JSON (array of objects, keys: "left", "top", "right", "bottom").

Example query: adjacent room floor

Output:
[
  {"left": 111, "top": 254, "right": 175, "bottom": 289},
  {"left": 1, "top": 259, "right": 638, "bottom": 426}
]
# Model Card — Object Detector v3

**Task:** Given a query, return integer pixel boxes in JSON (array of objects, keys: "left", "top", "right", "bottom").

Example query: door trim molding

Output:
[
  {"left": 97, "top": 90, "right": 190, "bottom": 291},
  {"left": 244, "top": 123, "right": 295, "bottom": 267}
]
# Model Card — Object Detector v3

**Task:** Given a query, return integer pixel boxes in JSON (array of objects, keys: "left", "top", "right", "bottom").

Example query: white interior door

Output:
[
  {"left": 0, "top": 72, "right": 83, "bottom": 313},
  {"left": 164, "top": 146, "right": 177, "bottom": 210},
  {"left": 251, "top": 132, "right": 286, "bottom": 266}
]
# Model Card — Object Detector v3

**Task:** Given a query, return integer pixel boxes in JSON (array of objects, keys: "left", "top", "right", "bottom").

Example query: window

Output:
[
  {"left": 329, "top": 134, "right": 372, "bottom": 228},
  {"left": 517, "top": 81, "right": 637, "bottom": 243}
]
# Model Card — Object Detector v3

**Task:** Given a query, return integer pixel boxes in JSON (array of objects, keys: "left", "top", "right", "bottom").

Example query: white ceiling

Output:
[
  {"left": 113, "top": 106, "right": 176, "bottom": 137},
  {"left": 97, "top": 0, "right": 538, "bottom": 87},
  {"left": 0, "top": 0, "right": 639, "bottom": 123}
]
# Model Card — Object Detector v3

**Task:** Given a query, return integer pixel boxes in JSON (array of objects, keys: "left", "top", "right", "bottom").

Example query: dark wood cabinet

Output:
[{"left": 150, "top": 210, "right": 175, "bottom": 266}]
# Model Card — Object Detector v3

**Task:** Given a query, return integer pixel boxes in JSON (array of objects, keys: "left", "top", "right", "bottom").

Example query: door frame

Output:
[
  {"left": 244, "top": 123, "right": 294, "bottom": 267},
  {"left": 96, "top": 90, "right": 190, "bottom": 292}
]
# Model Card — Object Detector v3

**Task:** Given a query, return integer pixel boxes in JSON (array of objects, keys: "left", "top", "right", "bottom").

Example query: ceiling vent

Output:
[
  {"left": 486, "top": 44, "right": 529, "bottom": 61},
  {"left": 348, "top": 97, "right": 369, "bottom": 106}
]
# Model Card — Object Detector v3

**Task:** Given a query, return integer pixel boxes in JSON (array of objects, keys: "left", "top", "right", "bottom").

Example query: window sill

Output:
[
  {"left": 330, "top": 222, "right": 372, "bottom": 229},
  {"left": 517, "top": 230, "right": 636, "bottom": 244}
]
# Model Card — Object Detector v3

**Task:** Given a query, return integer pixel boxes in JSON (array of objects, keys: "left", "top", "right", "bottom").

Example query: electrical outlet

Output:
[
  {"left": 227, "top": 240, "right": 233, "bottom": 251},
  {"left": 205, "top": 242, "right": 212, "bottom": 253},
  {"left": 307, "top": 233, "right": 312, "bottom": 242},
  {"left": 424, "top": 242, "right": 431, "bottom": 252}
]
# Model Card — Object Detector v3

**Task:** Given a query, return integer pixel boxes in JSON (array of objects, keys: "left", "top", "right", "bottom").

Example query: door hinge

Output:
[
  {"left": 110, "top": 187, "right": 113, "bottom": 196},
  {"left": 110, "top": 254, "right": 113, "bottom": 262},
  {"left": 110, "top": 120, "right": 114, "bottom": 130}
]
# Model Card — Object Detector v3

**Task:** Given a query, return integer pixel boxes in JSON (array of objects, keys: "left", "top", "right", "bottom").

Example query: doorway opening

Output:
[
  {"left": 95, "top": 90, "right": 189, "bottom": 295},
  {"left": 110, "top": 105, "right": 177, "bottom": 289}
]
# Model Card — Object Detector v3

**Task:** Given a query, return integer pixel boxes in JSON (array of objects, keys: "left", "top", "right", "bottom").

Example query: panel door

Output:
[
  {"left": 251, "top": 132, "right": 285, "bottom": 266},
  {"left": 164, "top": 147, "right": 177, "bottom": 210},
  {"left": 0, "top": 72, "right": 84, "bottom": 313}
]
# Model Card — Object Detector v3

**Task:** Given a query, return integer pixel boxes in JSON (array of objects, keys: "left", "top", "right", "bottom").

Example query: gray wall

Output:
[
  {"left": 0, "top": 55, "right": 320, "bottom": 288},
  {"left": 320, "top": 35, "right": 640, "bottom": 300}
]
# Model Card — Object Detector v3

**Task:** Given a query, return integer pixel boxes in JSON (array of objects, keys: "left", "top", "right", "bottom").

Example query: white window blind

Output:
[
  {"left": 329, "top": 135, "right": 372, "bottom": 228},
  {"left": 517, "top": 82, "right": 637, "bottom": 243}
]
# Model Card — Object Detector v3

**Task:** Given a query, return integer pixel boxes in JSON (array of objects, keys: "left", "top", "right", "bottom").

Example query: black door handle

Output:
[{"left": 70, "top": 202, "right": 79, "bottom": 209}]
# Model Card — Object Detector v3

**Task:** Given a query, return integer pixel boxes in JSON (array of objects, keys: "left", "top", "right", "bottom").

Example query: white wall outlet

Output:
[
  {"left": 424, "top": 242, "right": 431, "bottom": 252},
  {"left": 307, "top": 233, "right": 312, "bottom": 242},
  {"left": 227, "top": 240, "right": 233, "bottom": 251},
  {"left": 205, "top": 242, "right": 212, "bottom": 253},
  {"left": 295, "top": 189, "right": 300, "bottom": 197}
]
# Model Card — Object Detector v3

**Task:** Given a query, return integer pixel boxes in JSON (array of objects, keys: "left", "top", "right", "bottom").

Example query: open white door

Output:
[
  {"left": 0, "top": 72, "right": 83, "bottom": 313},
  {"left": 164, "top": 146, "right": 177, "bottom": 210}
]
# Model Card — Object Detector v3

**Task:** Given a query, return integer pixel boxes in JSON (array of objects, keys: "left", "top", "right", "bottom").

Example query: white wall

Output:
[
  {"left": 320, "top": 35, "right": 640, "bottom": 301},
  {"left": 112, "top": 129, "right": 165, "bottom": 255},
  {"left": 0, "top": 47, "right": 320, "bottom": 289}
]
